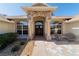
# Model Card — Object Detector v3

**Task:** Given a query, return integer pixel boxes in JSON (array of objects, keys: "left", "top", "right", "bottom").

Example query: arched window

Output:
[{"left": 35, "top": 22, "right": 43, "bottom": 25}]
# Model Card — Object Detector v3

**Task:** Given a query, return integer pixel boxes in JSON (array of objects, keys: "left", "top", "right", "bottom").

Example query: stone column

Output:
[
  {"left": 44, "top": 19, "right": 47, "bottom": 39},
  {"left": 28, "top": 17, "right": 34, "bottom": 40},
  {"left": 47, "top": 19, "right": 51, "bottom": 40},
  {"left": 45, "top": 17, "right": 51, "bottom": 40}
]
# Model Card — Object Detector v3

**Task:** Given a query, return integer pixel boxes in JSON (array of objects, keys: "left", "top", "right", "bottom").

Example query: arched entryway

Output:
[
  {"left": 22, "top": 3, "right": 56, "bottom": 40},
  {"left": 35, "top": 21, "right": 44, "bottom": 36},
  {"left": 33, "top": 16, "right": 45, "bottom": 37}
]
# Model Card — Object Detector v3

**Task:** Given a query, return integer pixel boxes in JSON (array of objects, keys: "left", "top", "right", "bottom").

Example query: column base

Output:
[
  {"left": 28, "top": 36, "right": 33, "bottom": 40},
  {"left": 46, "top": 35, "right": 51, "bottom": 40}
]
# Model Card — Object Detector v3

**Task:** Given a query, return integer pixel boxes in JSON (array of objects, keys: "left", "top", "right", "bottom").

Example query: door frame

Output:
[{"left": 34, "top": 21, "right": 44, "bottom": 36}]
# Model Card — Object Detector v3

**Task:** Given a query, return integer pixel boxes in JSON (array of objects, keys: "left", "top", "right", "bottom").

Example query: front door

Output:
[{"left": 35, "top": 21, "right": 44, "bottom": 36}]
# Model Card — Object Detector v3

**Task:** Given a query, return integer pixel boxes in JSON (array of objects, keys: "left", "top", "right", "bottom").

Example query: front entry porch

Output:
[
  {"left": 28, "top": 16, "right": 51, "bottom": 40},
  {"left": 21, "top": 4, "right": 56, "bottom": 40}
]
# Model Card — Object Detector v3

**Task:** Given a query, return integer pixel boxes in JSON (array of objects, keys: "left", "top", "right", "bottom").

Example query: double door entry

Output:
[{"left": 35, "top": 21, "right": 44, "bottom": 36}]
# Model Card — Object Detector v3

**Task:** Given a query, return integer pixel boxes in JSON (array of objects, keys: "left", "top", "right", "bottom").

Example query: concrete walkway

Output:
[
  {"left": 32, "top": 40, "right": 79, "bottom": 56},
  {"left": 32, "top": 41, "right": 50, "bottom": 56}
]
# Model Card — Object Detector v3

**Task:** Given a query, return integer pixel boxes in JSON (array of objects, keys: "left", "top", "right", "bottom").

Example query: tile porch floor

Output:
[{"left": 32, "top": 40, "right": 79, "bottom": 56}]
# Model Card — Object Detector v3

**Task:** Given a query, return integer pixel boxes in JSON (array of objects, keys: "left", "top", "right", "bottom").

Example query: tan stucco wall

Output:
[
  {"left": 63, "top": 21, "right": 79, "bottom": 34},
  {"left": 0, "top": 21, "right": 16, "bottom": 34},
  {"left": 63, "top": 22, "right": 70, "bottom": 34},
  {"left": 63, "top": 21, "right": 79, "bottom": 41}
]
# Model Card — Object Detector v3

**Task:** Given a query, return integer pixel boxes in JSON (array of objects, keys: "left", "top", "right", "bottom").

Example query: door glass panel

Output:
[
  {"left": 35, "top": 22, "right": 43, "bottom": 25},
  {"left": 36, "top": 26, "right": 39, "bottom": 28},
  {"left": 40, "top": 26, "right": 42, "bottom": 28},
  {"left": 35, "top": 21, "right": 43, "bottom": 36}
]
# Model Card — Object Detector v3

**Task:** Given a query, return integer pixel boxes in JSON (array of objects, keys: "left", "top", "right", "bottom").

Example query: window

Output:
[
  {"left": 50, "top": 20, "right": 62, "bottom": 34},
  {"left": 17, "top": 21, "right": 28, "bottom": 35},
  {"left": 17, "top": 30, "right": 22, "bottom": 34},
  {"left": 35, "top": 22, "right": 43, "bottom": 25},
  {"left": 50, "top": 23, "right": 55, "bottom": 34}
]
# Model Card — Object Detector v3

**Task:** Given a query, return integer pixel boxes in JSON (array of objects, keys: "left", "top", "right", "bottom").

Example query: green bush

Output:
[
  {"left": 0, "top": 33, "right": 17, "bottom": 50},
  {"left": 20, "top": 42, "right": 25, "bottom": 45},
  {"left": 11, "top": 45, "right": 20, "bottom": 52}
]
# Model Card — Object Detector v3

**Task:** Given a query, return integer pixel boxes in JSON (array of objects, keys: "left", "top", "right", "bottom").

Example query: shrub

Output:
[
  {"left": 11, "top": 45, "right": 20, "bottom": 52},
  {"left": 0, "top": 33, "right": 17, "bottom": 50},
  {"left": 63, "top": 33, "right": 76, "bottom": 42},
  {"left": 20, "top": 42, "right": 25, "bottom": 45},
  {"left": 61, "top": 35, "right": 69, "bottom": 41},
  {"left": 52, "top": 34, "right": 61, "bottom": 41}
]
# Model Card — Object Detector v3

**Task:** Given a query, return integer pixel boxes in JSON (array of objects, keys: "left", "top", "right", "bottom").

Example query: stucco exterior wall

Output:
[
  {"left": 63, "top": 21, "right": 79, "bottom": 41},
  {"left": 63, "top": 22, "right": 70, "bottom": 34},
  {"left": 0, "top": 20, "right": 16, "bottom": 34}
]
